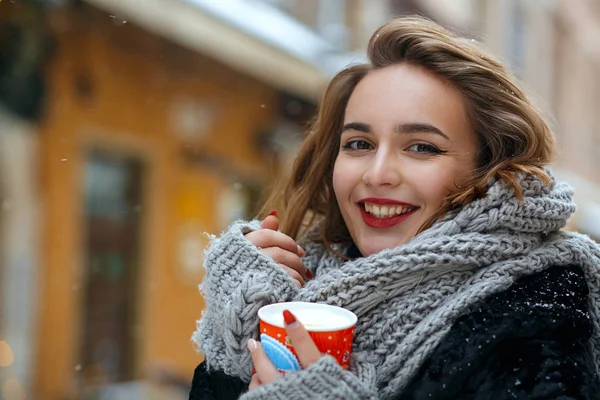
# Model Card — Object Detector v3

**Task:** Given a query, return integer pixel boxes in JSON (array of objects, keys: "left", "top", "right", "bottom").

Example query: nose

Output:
[{"left": 362, "top": 147, "right": 402, "bottom": 187}]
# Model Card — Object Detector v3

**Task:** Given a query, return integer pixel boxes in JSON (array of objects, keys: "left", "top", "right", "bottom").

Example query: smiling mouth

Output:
[{"left": 360, "top": 202, "right": 419, "bottom": 219}]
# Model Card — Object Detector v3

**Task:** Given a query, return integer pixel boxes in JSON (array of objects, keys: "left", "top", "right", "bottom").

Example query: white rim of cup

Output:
[{"left": 257, "top": 302, "right": 358, "bottom": 332}]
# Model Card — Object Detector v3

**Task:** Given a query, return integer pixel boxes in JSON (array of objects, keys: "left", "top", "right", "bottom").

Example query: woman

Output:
[{"left": 190, "top": 16, "right": 600, "bottom": 399}]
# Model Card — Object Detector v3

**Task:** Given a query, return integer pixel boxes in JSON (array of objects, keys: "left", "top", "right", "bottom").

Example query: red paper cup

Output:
[{"left": 257, "top": 302, "right": 357, "bottom": 372}]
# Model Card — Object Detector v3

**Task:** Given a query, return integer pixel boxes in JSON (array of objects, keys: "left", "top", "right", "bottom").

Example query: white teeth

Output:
[{"left": 363, "top": 202, "right": 415, "bottom": 218}]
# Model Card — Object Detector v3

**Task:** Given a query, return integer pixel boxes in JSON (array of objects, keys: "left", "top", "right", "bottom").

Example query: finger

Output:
[
  {"left": 246, "top": 230, "right": 303, "bottom": 256},
  {"left": 283, "top": 310, "right": 321, "bottom": 369},
  {"left": 261, "top": 248, "right": 306, "bottom": 278},
  {"left": 248, "top": 373, "right": 262, "bottom": 391},
  {"left": 260, "top": 214, "right": 279, "bottom": 231},
  {"left": 279, "top": 265, "right": 305, "bottom": 287},
  {"left": 247, "top": 339, "right": 281, "bottom": 384}
]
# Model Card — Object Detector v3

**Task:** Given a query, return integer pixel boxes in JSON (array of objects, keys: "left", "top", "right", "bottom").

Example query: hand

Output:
[
  {"left": 245, "top": 211, "right": 312, "bottom": 287},
  {"left": 247, "top": 310, "right": 322, "bottom": 391}
]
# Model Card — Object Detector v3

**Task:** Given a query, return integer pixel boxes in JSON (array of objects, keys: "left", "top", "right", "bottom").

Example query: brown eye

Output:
[
  {"left": 407, "top": 143, "right": 442, "bottom": 154},
  {"left": 343, "top": 140, "right": 373, "bottom": 151}
]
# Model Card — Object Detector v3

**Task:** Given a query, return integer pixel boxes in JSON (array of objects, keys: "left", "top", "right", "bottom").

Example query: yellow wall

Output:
[{"left": 36, "top": 6, "right": 278, "bottom": 398}]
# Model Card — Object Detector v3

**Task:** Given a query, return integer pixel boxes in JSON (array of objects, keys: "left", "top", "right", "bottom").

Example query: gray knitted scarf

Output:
[{"left": 194, "top": 172, "right": 600, "bottom": 399}]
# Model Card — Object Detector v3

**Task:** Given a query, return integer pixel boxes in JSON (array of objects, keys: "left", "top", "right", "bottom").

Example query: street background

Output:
[{"left": 0, "top": 0, "right": 599, "bottom": 398}]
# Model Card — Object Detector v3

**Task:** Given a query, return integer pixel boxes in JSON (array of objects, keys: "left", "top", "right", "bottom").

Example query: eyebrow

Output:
[{"left": 341, "top": 122, "right": 450, "bottom": 141}]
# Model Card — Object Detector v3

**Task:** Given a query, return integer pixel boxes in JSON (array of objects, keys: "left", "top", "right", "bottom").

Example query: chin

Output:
[
  {"left": 355, "top": 232, "right": 414, "bottom": 257},
  {"left": 358, "top": 242, "right": 399, "bottom": 257}
]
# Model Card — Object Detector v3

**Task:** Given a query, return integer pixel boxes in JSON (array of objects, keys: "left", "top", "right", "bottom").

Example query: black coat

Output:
[{"left": 189, "top": 265, "right": 600, "bottom": 399}]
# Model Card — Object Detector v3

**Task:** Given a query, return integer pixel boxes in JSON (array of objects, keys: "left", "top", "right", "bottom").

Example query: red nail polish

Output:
[
  {"left": 283, "top": 309, "right": 297, "bottom": 325},
  {"left": 306, "top": 269, "right": 314, "bottom": 279},
  {"left": 268, "top": 210, "right": 278, "bottom": 217},
  {"left": 251, "top": 368, "right": 256, "bottom": 375}
]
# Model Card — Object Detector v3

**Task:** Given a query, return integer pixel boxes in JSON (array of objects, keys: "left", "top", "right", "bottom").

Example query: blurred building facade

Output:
[{"left": 1, "top": 0, "right": 599, "bottom": 399}]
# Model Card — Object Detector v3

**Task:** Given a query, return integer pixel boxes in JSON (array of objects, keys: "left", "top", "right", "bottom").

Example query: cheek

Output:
[
  {"left": 332, "top": 160, "right": 346, "bottom": 202},
  {"left": 414, "top": 166, "right": 459, "bottom": 208}
]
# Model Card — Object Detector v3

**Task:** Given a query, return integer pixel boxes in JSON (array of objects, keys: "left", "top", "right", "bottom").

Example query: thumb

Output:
[{"left": 260, "top": 211, "right": 279, "bottom": 231}]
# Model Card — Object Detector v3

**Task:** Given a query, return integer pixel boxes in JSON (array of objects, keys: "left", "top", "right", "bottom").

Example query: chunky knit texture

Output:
[{"left": 192, "top": 172, "right": 600, "bottom": 399}]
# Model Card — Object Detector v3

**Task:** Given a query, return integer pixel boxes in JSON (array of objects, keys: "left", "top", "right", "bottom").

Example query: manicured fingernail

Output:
[
  {"left": 297, "top": 245, "right": 305, "bottom": 256},
  {"left": 268, "top": 210, "right": 278, "bottom": 217},
  {"left": 247, "top": 338, "right": 257, "bottom": 353},
  {"left": 306, "top": 269, "right": 314, "bottom": 279},
  {"left": 283, "top": 309, "right": 297, "bottom": 326},
  {"left": 251, "top": 368, "right": 256, "bottom": 375}
]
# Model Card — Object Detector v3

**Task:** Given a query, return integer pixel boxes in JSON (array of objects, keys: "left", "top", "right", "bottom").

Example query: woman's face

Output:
[{"left": 333, "top": 64, "right": 477, "bottom": 256}]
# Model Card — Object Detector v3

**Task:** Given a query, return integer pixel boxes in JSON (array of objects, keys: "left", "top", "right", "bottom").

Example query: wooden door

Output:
[{"left": 79, "top": 149, "right": 143, "bottom": 389}]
